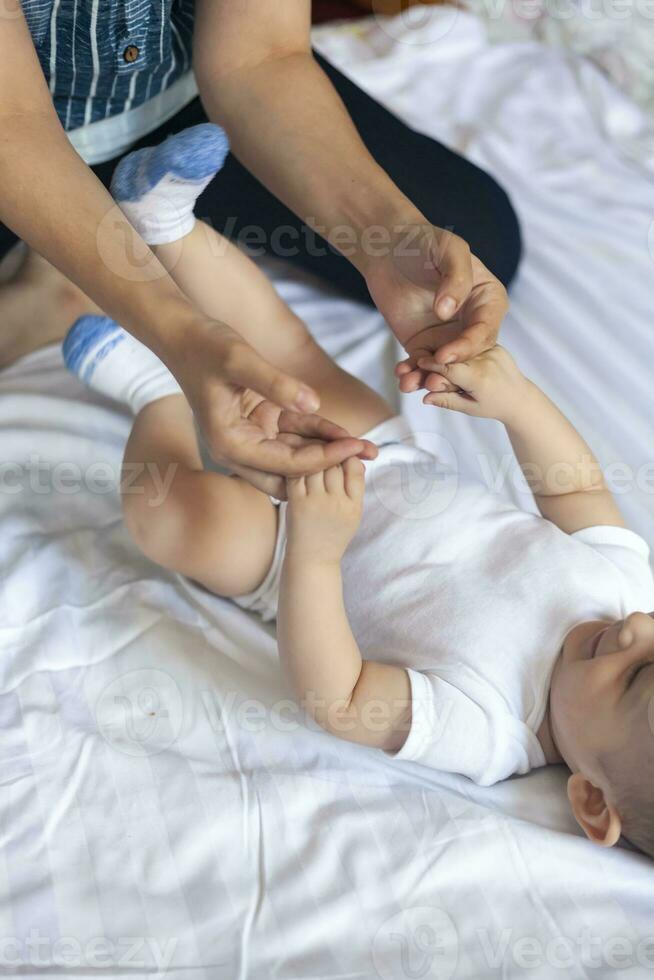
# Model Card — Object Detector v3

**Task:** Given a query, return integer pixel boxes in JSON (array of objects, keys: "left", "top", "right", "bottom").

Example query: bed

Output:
[{"left": 1, "top": 9, "right": 653, "bottom": 978}]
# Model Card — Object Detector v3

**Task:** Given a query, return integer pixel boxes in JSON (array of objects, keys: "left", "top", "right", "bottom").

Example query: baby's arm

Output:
[
  {"left": 278, "top": 460, "right": 412, "bottom": 751},
  {"left": 420, "top": 347, "right": 625, "bottom": 534}
]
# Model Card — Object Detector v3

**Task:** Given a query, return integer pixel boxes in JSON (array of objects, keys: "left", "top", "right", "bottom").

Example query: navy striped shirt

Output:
[{"left": 22, "top": 0, "right": 195, "bottom": 132}]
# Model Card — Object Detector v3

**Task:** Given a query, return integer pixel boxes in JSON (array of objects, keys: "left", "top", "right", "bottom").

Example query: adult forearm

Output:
[
  {"left": 197, "top": 52, "right": 422, "bottom": 275},
  {"left": 0, "top": 114, "right": 199, "bottom": 355}
]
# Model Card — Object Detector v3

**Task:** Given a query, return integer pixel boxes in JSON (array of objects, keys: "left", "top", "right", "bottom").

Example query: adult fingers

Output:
[
  {"left": 417, "top": 360, "right": 477, "bottom": 392},
  {"left": 223, "top": 340, "right": 320, "bottom": 414},
  {"left": 278, "top": 432, "right": 378, "bottom": 462},
  {"left": 235, "top": 433, "right": 368, "bottom": 477},
  {"left": 228, "top": 461, "right": 288, "bottom": 500},
  {"left": 278, "top": 415, "right": 379, "bottom": 460},
  {"left": 422, "top": 389, "right": 476, "bottom": 415},
  {"left": 279, "top": 411, "right": 353, "bottom": 444},
  {"left": 431, "top": 230, "right": 473, "bottom": 322},
  {"left": 432, "top": 292, "right": 507, "bottom": 365}
]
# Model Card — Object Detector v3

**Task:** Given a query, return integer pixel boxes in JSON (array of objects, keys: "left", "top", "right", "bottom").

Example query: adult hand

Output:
[
  {"left": 364, "top": 223, "right": 509, "bottom": 393},
  {"left": 165, "top": 318, "right": 377, "bottom": 497}
]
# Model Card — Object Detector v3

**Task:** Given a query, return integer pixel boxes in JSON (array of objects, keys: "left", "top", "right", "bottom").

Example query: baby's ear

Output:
[{"left": 567, "top": 773, "right": 622, "bottom": 847}]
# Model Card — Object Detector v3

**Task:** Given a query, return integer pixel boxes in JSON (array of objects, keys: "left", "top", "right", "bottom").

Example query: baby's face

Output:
[{"left": 549, "top": 612, "right": 654, "bottom": 779}]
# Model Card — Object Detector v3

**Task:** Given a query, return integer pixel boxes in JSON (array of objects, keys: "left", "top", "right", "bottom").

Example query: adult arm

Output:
[
  {"left": 0, "top": 6, "right": 368, "bottom": 484},
  {"left": 0, "top": 8, "right": 194, "bottom": 355},
  {"left": 193, "top": 0, "right": 508, "bottom": 369}
]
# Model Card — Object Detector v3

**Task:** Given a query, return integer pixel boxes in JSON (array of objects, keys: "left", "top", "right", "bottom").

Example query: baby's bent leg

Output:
[
  {"left": 154, "top": 223, "right": 394, "bottom": 437},
  {"left": 122, "top": 394, "right": 278, "bottom": 597},
  {"left": 111, "top": 123, "right": 393, "bottom": 437}
]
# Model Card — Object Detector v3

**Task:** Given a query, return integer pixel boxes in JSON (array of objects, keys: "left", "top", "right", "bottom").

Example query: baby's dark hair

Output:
[
  {"left": 616, "top": 798, "right": 654, "bottom": 859},
  {"left": 601, "top": 746, "right": 654, "bottom": 859}
]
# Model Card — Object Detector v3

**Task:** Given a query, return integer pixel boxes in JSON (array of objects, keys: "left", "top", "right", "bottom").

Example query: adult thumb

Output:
[
  {"left": 431, "top": 230, "right": 473, "bottom": 322},
  {"left": 224, "top": 341, "right": 320, "bottom": 413}
]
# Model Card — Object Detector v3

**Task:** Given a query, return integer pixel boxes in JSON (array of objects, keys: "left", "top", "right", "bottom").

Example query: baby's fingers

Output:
[
  {"left": 417, "top": 358, "right": 476, "bottom": 390},
  {"left": 423, "top": 389, "right": 477, "bottom": 415},
  {"left": 423, "top": 372, "right": 459, "bottom": 393},
  {"left": 395, "top": 358, "right": 414, "bottom": 377},
  {"left": 398, "top": 368, "right": 426, "bottom": 393}
]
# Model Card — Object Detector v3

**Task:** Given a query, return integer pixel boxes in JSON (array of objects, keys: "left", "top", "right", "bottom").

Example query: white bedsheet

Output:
[{"left": 1, "top": 11, "right": 654, "bottom": 979}]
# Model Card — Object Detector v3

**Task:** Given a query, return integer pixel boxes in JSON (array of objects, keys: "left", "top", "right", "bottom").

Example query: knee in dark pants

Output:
[
  {"left": 315, "top": 53, "right": 522, "bottom": 290},
  {"left": 405, "top": 135, "right": 523, "bottom": 290},
  {"left": 472, "top": 173, "right": 522, "bottom": 290}
]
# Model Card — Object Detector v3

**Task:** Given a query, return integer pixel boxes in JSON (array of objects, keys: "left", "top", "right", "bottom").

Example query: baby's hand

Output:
[
  {"left": 286, "top": 459, "right": 365, "bottom": 565},
  {"left": 417, "top": 346, "right": 530, "bottom": 423}
]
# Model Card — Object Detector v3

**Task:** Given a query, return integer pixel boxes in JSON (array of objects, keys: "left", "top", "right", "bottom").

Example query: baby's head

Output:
[{"left": 549, "top": 611, "right": 654, "bottom": 856}]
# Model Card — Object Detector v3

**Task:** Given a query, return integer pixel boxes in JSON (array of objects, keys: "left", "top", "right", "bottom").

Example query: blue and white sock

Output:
[
  {"left": 111, "top": 123, "right": 230, "bottom": 246},
  {"left": 63, "top": 315, "right": 182, "bottom": 415}
]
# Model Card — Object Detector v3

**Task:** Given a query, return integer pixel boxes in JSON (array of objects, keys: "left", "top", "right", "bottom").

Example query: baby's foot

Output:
[
  {"left": 63, "top": 314, "right": 181, "bottom": 415},
  {"left": 111, "top": 123, "right": 230, "bottom": 246},
  {"left": 286, "top": 460, "right": 365, "bottom": 565}
]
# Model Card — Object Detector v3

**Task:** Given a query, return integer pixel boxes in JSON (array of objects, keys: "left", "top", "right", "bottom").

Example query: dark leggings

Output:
[{"left": 0, "top": 53, "right": 522, "bottom": 302}]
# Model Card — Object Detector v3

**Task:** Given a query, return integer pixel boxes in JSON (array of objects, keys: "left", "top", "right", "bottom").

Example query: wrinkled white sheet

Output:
[{"left": 1, "top": 10, "right": 653, "bottom": 979}]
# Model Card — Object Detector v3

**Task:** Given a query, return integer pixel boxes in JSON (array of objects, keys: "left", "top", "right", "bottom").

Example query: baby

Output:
[{"left": 65, "top": 125, "right": 654, "bottom": 857}]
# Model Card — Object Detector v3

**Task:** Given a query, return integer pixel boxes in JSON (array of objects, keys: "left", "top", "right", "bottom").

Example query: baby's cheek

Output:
[
  {"left": 551, "top": 665, "right": 594, "bottom": 739},
  {"left": 587, "top": 713, "right": 627, "bottom": 756}
]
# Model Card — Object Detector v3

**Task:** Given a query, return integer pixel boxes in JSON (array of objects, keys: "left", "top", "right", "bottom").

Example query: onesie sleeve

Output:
[
  {"left": 392, "top": 668, "right": 547, "bottom": 785},
  {"left": 571, "top": 526, "right": 654, "bottom": 612}
]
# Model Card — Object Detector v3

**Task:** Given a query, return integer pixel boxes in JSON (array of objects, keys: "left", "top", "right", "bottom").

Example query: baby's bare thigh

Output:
[
  {"left": 125, "top": 463, "right": 280, "bottom": 600},
  {"left": 180, "top": 473, "right": 280, "bottom": 599},
  {"left": 289, "top": 340, "right": 394, "bottom": 437}
]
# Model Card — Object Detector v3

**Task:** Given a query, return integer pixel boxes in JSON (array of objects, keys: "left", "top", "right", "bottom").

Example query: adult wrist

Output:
[
  {"left": 334, "top": 180, "right": 426, "bottom": 278},
  {"left": 153, "top": 303, "right": 231, "bottom": 369}
]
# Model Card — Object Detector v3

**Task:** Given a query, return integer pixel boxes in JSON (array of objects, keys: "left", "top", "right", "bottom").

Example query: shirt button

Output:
[{"left": 123, "top": 44, "right": 140, "bottom": 64}]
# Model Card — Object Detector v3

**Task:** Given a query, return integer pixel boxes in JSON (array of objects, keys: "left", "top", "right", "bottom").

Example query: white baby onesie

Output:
[{"left": 339, "top": 417, "right": 654, "bottom": 785}]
